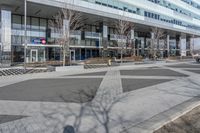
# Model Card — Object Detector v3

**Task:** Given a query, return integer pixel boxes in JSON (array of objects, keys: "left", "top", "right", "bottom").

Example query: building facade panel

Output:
[{"left": 28, "top": 0, "right": 200, "bottom": 37}]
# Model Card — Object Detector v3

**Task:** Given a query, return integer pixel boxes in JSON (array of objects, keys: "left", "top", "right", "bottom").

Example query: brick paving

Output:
[{"left": 93, "top": 70, "right": 123, "bottom": 104}]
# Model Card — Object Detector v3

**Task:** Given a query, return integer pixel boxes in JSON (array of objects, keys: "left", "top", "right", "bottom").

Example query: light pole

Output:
[
  {"left": 192, "top": 35, "right": 195, "bottom": 58},
  {"left": 0, "top": 43, "right": 2, "bottom": 67},
  {"left": 24, "top": 0, "right": 27, "bottom": 69},
  {"left": 0, "top": 21, "right": 3, "bottom": 67}
]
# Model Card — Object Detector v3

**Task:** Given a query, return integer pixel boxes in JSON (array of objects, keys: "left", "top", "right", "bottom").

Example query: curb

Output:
[{"left": 121, "top": 96, "right": 200, "bottom": 133}]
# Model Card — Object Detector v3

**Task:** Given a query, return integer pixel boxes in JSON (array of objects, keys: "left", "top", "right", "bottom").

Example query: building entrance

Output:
[
  {"left": 70, "top": 50, "right": 75, "bottom": 62},
  {"left": 30, "top": 49, "right": 38, "bottom": 62}
]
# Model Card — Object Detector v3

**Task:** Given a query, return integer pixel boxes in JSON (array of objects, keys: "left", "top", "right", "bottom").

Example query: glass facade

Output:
[
  {"left": 181, "top": 0, "right": 200, "bottom": 10},
  {"left": 12, "top": 15, "right": 47, "bottom": 45},
  {"left": 10, "top": 14, "right": 102, "bottom": 63},
  {"left": 148, "top": 0, "right": 200, "bottom": 19},
  {"left": 12, "top": 15, "right": 48, "bottom": 63},
  {"left": 82, "top": 0, "right": 200, "bottom": 31}
]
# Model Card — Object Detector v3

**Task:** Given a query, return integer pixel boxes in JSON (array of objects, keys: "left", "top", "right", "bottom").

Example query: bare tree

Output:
[
  {"left": 126, "top": 29, "right": 135, "bottom": 57},
  {"left": 115, "top": 19, "right": 134, "bottom": 63},
  {"left": 49, "top": 6, "right": 82, "bottom": 66},
  {"left": 150, "top": 27, "right": 165, "bottom": 60}
]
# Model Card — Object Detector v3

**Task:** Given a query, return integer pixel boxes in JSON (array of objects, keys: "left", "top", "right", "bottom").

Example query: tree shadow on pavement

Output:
[{"left": 39, "top": 85, "right": 130, "bottom": 133}]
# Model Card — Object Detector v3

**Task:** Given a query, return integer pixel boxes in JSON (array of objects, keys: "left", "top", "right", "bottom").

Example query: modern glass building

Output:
[{"left": 0, "top": 0, "right": 200, "bottom": 65}]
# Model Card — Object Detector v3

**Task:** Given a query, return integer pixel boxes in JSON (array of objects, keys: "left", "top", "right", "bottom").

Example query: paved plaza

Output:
[
  {"left": 0, "top": 78, "right": 102, "bottom": 103},
  {"left": 0, "top": 61, "right": 200, "bottom": 133}
]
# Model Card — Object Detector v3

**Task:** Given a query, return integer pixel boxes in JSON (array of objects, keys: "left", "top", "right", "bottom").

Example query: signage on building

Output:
[
  {"left": 32, "top": 38, "right": 46, "bottom": 44},
  {"left": 41, "top": 39, "right": 46, "bottom": 44}
]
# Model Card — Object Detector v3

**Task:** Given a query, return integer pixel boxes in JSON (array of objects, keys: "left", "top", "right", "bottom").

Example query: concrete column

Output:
[
  {"left": 175, "top": 35, "right": 180, "bottom": 56},
  {"left": 190, "top": 35, "right": 195, "bottom": 56},
  {"left": 131, "top": 29, "right": 135, "bottom": 56},
  {"left": 180, "top": 34, "right": 186, "bottom": 57},
  {"left": 79, "top": 48, "right": 81, "bottom": 60},
  {"left": 78, "top": 32, "right": 81, "bottom": 46},
  {"left": 144, "top": 37, "right": 147, "bottom": 57},
  {"left": 141, "top": 37, "right": 145, "bottom": 56},
  {"left": 1, "top": 9, "right": 12, "bottom": 65},
  {"left": 151, "top": 32, "right": 155, "bottom": 57},
  {"left": 90, "top": 49, "right": 92, "bottom": 58},
  {"left": 100, "top": 23, "right": 108, "bottom": 57},
  {"left": 85, "top": 48, "right": 87, "bottom": 59},
  {"left": 102, "top": 24, "right": 108, "bottom": 51},
  {"left": 102, "top": 25, "right": 108, "bottom": 39},
  {"left": 167, "top": 35, "right": 170, "bottom": 57},
  {"left": 186, "top": 35, "right": 191, "bottom": 56}
]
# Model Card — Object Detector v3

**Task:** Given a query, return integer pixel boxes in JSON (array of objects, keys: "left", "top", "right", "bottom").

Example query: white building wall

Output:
[
  {"left": 28, "top": 0, "right": 200, "bottom": 36},
  {"left": 120, "top": 0, "right": 200, "bottom": 27},
  {"left": 165, "top": 0, "right": 200, "bottom": 16},
  {"left": 1, "top": 10, "right": 11, "bottom": 52}
]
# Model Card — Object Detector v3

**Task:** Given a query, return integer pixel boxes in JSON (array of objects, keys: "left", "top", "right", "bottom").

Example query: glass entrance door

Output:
[
  {"left": 70, "top": 50, "right": 75, "bottom": 62},
  {"left": 30, "top": 49, "right": 38, "bottom": 62}
]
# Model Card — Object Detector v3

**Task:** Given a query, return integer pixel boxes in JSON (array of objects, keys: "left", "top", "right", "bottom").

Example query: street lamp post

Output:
[
  {"left": 24, "top": 0, "right": 27, "bottom": 70},
  {"left": 0, "top": 22, "right": 3, "bottom": 67},
  {"left": 0, "top": 43, "right": 3, "bottom": 67}
]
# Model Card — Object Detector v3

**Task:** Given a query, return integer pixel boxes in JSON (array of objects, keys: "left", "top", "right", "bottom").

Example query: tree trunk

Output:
[
  {"left": 133, "top": 41, "right": 136, "bottom": 56},
  {"left": 121, "top": 48, "right": 123, "bottom": 63},
  {"left": 154, "top": 38, "right": 159, "bottom": 59},
  {"left": 63, "top": 48, "right": 66, "bottom": 66},
  {"left": 67, "top": 40, "right": 70, "bottom": 66},
  {"left": 151, "top": 39, "right": 154, "bottom": 59},
  {"left": 153, "top": 39, "right": 156, "bottom": 60}
]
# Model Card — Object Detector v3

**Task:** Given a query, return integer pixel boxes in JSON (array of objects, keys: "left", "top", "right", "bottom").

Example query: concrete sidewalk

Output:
[{"left": 0, "top": 62, "right": 199, "bottom": 133}]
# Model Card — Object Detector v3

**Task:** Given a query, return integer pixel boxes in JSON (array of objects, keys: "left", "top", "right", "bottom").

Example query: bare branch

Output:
[
  {"left": 114, "top": 16, "right": 134, "bottom": 62},
  {"left": 150, "top": 27, "right": 166, "bottom": 59},
  {"left": 48, "top": 5, "right": 83, "bottom": 66}
]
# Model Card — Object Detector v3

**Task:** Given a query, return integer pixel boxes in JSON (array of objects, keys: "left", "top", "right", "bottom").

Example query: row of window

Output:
[
  {"left": 144, "top": 11, "right": 200, "bottom": 30},
  {"left": 94, "top": 1, "right": 140, "bottom": 15},
  {"left": 147, "top": 0, "right": 200, "bottom": 20},
  {"left": 181, "top": 0, "right": 200, "bottom": 10},
  {"left": 144, "top": 11, "right": 182, "bottom": 25},
  {"left": 12, "top": 15, "right": 47, "bottom": 31},
  {"left": 90, "top": 0, "right": 200, "bottom": 31},
  {"left": 89, "top": 0, "right": 200, "bottom": 20}
]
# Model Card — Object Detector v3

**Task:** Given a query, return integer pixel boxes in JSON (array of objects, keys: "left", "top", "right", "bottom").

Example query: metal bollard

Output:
[{"left": 108, "top": 59, "right": 111, "bottom": 66}]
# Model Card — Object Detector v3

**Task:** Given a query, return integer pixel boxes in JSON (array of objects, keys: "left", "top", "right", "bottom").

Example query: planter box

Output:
[{"left": 56, "top": 65, "right": 84, "bottom": 72}]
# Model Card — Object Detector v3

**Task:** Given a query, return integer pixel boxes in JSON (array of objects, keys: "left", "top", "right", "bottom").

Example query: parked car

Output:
[{"left": 193, "top": 54, "right": 200, "bottom": 63}]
